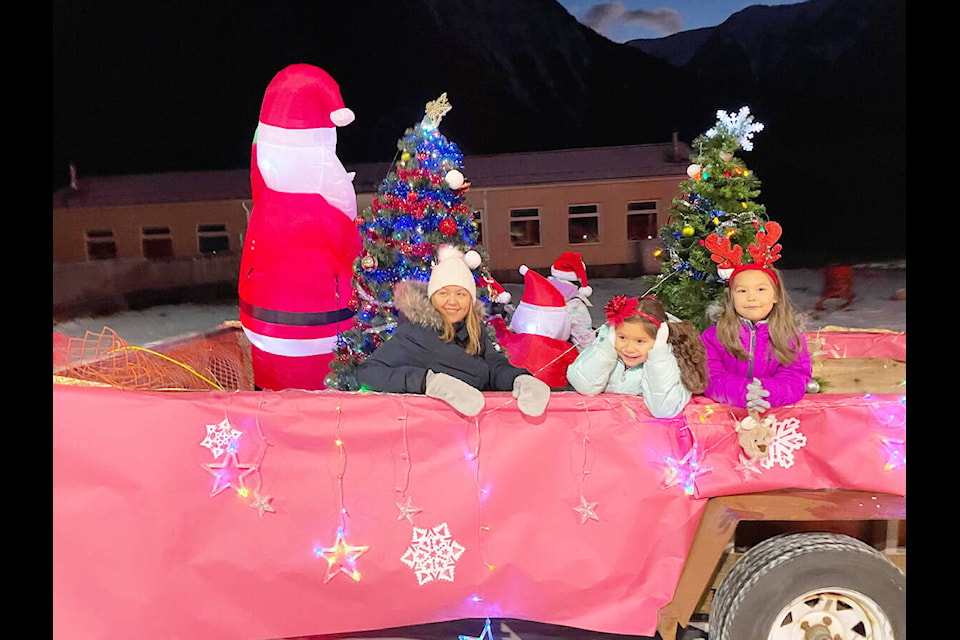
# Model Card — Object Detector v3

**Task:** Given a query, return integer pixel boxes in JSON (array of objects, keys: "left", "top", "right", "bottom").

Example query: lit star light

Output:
[
  {"left": 315, "top": 528, "right": 369, "bottom": 583},
  {"left": 459, "top": 617, "right": 493, "bottom": 640},
  {"left": 573, "top": 496, "right": 600, "bottom": 524},
  {"left": 202, "top": 451, "right": 257, "bottom": 497},
  {"left": 662, "top": 443, "right": 712, "bottom": 495}
]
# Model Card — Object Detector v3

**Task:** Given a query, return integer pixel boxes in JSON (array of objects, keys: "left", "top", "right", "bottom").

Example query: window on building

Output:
[
  {"left": 510, "top": 208, "right": 540, "bottom": 247},
  {"left": 568, "top": 204, "right": 599, "bottom": 244},
  {"left": 627, "top": 201, "right": 658, "bottom": 241},
  {"left": 142, "top": 226, "right": 174, "bottom": 259},
  {"left": 198, "top": 223, "right": 230, "bottom": 254},
  {"left": 86, "top": 229, "right": 117, "bottom": 261},
  {"left": 473, "top": 210, "right": 484, "bottom": 245}
]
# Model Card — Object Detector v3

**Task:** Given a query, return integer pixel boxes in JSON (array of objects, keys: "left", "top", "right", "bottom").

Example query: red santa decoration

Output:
[
  {"left": 494, "top": 265, "right": 578, "bottom": 388},
  {"left": 238, "top": 64, "right": 362, "bottom": 390}
]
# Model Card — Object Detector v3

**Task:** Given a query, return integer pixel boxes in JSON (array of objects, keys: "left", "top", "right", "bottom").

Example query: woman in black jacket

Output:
[{"left": 357, "top": 247, "right": 550, "bottom": 417}]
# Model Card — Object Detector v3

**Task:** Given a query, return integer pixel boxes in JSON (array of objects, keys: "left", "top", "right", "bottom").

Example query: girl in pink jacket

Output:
[{"left": 700, "top": 222, "right": 811, "bottom": 410}]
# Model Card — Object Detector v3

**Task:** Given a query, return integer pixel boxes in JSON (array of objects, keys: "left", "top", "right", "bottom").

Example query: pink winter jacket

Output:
[{"left": 701, "top": 319, "right": 811, "bottom": 408}]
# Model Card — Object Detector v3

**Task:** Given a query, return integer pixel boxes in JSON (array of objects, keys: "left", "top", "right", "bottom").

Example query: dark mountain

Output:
[
  {"left": 628, "top": 0, "right": 906, "bottom": 266},
  {"left": 52, "top": 0, "right": 905, "bottom": 266}
]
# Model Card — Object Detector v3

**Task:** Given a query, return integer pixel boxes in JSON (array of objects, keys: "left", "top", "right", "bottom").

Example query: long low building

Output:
[{"left": 53, "top": 139, "right": 690, "bottom": 316}]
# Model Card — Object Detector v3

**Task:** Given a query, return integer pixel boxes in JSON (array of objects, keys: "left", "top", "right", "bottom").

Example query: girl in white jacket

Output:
[{"left": 566, "top": 296, "right": 707, "bottom": 418}]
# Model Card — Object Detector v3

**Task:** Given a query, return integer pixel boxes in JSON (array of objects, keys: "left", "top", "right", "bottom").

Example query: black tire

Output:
[{"left": 710, "top": 532, "right": 906, "bottom": 640}]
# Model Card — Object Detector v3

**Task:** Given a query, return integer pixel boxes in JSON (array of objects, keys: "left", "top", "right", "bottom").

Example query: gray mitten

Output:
[
  {"left": 425, "top": 371, "right": 485, "bottom": 416},
  {"left": 512, "top": 374, "right": 550, "bottom": 417},
  {"left": 745, "top": 377, "right": 771, "bottom": 413}
]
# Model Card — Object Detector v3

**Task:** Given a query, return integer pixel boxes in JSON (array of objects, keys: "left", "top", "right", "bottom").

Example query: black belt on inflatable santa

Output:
[
  {"left": 239, "top": 64, "right": 362, "bottom": 390},
  {"left": 490, "top": 265, "right": 578, "bottom": 389}
]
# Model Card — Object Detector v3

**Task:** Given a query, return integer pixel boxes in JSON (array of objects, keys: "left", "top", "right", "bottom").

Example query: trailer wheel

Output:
[{"left": 710, "top": 532, "right": 905, "bottom": 640}]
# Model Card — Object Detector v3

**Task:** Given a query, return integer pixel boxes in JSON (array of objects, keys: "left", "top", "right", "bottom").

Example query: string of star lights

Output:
[
  {"left": 394, "top": 406, "right": 423, "bottom": 524},
  {"left": 313, "top": 399, "right": 369, "bottom": 583},
  {"left": 199, "top": 411, "right": 271, "bottom": 509},
  {"left": 572, "top": 402, "right": 600, "bottom": 524}
]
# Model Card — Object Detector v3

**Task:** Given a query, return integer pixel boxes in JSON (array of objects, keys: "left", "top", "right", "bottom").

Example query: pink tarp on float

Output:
[
  {"left": 806, "top": 330, "right": 906, "bottom": 360},
  {"left": 53, "top": 381, "right": 906, "bottom": 640},
  {"left": 682, "top": 395, "right": 906, "bottom": 499},
  {"left": 53, "top": 387, "right": 705, "bottom": 640}
]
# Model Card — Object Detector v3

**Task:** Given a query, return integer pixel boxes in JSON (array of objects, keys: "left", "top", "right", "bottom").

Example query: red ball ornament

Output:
[
  {"left": 438, "top": 217, "right": 458, "bottom": 236},
  {"left": 406, "top": 191, "right": 418, "bottom": 202}
]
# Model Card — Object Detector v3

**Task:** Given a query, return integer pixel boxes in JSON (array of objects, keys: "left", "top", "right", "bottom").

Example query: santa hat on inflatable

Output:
[
  {"left": 510, "top": 266, "right": 571, "bottom": 341},
  {"left": 550, "top": 252, "right": 593, "bottom": 298},
  {"left": 253, "top": 64, "right": 357, "bottom": 218}
]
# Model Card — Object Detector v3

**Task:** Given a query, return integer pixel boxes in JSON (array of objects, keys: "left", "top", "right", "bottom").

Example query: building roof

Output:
[{"left": 53, "top": 141, "right": 691, "bottom": 209}]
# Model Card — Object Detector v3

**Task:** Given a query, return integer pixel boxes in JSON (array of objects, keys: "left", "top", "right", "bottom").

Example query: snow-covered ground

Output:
[{"left": 52, "top": 262, "right": 905, "bottom": 349}]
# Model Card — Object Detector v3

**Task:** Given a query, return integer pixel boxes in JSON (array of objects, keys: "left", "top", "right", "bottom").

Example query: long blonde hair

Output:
[
  {"left": 431, "top": 295, "right": 483, "bottom": 356},
  {"left": 716, "top": 266, "right": 805, "bottom": 365}
]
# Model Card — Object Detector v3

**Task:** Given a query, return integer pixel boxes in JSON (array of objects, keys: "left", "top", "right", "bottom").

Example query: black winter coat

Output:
[{"left": 357, "top": 281, "right": 529, "bottom": 393}]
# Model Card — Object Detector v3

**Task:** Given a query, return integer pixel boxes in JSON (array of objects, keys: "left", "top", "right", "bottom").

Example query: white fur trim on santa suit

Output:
[
  {"left": 511, "top": 266, "right": 572, "bottom": 341},
  {"left": 255, "top": 123, "right": 358, "bottom": 219},
  {"left": 242, "top": 328, "right": 339, "bottom": 357},
  {"left": 510, "top": 303, "right": 571, "bottom": 341}
]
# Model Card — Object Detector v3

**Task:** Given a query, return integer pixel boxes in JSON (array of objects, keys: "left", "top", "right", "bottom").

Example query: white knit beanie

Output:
[{"left": 427, "top": 245, "right": 478, "bottom": 302}]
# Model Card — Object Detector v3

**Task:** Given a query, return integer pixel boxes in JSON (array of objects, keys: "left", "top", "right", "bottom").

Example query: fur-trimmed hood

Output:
[{"left": 393, "top": 280, "right": 487, "bottom": 332}]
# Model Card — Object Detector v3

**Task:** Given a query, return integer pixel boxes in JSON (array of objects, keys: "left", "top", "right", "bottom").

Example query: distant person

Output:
[
  {"left": 700, "top": 222, "right": 812, "bottom": 411},
  {"left": 357, "top": 246, "right": 550, "bottom": 418},
  {"left": 566, "top": 295, "right": 707, "bottom": 418},
  {"left": 546, "top": 252, "right": 596, "bottom": 350}
]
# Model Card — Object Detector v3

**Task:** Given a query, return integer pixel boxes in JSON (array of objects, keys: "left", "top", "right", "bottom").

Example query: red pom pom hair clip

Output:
[
  {"left": 705, "top": 221, "right": 783, "bottom": 286},
  {"left": 604, "top": 295, "right": 661, "bottom": 328}
]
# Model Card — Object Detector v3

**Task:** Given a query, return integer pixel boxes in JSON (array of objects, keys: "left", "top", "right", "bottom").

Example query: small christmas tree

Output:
[
  {"left": 326, "top": 94, "right": 501, "bottom": 390},
  {"left": 643, "top": 106, "right": 771, "bottom": 331}
]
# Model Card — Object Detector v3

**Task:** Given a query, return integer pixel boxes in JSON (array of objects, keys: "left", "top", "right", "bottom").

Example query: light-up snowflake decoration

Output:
[
  {"left": 705, "top": 106, "right": 765, "bottom": 151},
  {"left": 200, "top": 418, "right": 243, "bottom": 459},
  {"left": 760, "top": 416, "right": 807, "bottom": 469},
  {"left": 400, "top": 522, "right": 466, "bottom": 585}
]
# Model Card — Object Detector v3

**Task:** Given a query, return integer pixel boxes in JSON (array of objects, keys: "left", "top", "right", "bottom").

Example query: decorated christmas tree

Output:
[
  {"left": 643, "top": 106, "right": 771, "bottom": 331},
  {"left": 326, "top": 94, "right": 504, "bottom": 391}
]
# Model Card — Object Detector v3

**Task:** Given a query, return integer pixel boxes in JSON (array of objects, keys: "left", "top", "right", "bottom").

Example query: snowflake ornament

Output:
[
  {"left": 705, "top": 106, "right": 765, "bottom": 151},
  {"left": 400, "top": 522, "right": 466, "bottom": 585},
  {"left": 200, "top": 418, "right": 243, "bottom": 459},
  {"left": 760, "top": 416, "right": 807, "bottom": 469}
]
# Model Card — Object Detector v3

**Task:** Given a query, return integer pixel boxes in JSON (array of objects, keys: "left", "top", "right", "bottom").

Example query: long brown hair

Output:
[
  {"left": 431, "top": 295, "right": 483, "bottom": 356},
  {"left": 715, "top": 266, "right": 805, "bottom": 365},
  {"left": 625, "top": 297, "right": 708, "bottom": 394}
]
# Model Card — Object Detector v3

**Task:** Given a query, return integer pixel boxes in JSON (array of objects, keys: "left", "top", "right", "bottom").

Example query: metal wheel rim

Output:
[{"left": 766, "top": 587, "right": 895, "bottom": 640}]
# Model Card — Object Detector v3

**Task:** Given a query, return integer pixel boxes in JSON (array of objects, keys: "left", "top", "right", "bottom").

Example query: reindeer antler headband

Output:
[{"left": 705, "top": 221, "right": 783, "bottom": 286}]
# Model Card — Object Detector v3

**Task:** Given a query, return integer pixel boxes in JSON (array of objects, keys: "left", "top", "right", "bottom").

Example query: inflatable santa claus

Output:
[
  {"left": 492, "top": 265, "right": 578, "bottom": 388},
  {"left": 238, "top": 64, "right": 362, "bottom": 390}
]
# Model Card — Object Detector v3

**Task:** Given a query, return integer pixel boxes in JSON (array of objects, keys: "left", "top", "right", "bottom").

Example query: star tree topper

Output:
[{"left": 424, "top": 92, "right": 452, "bottom": 127}]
